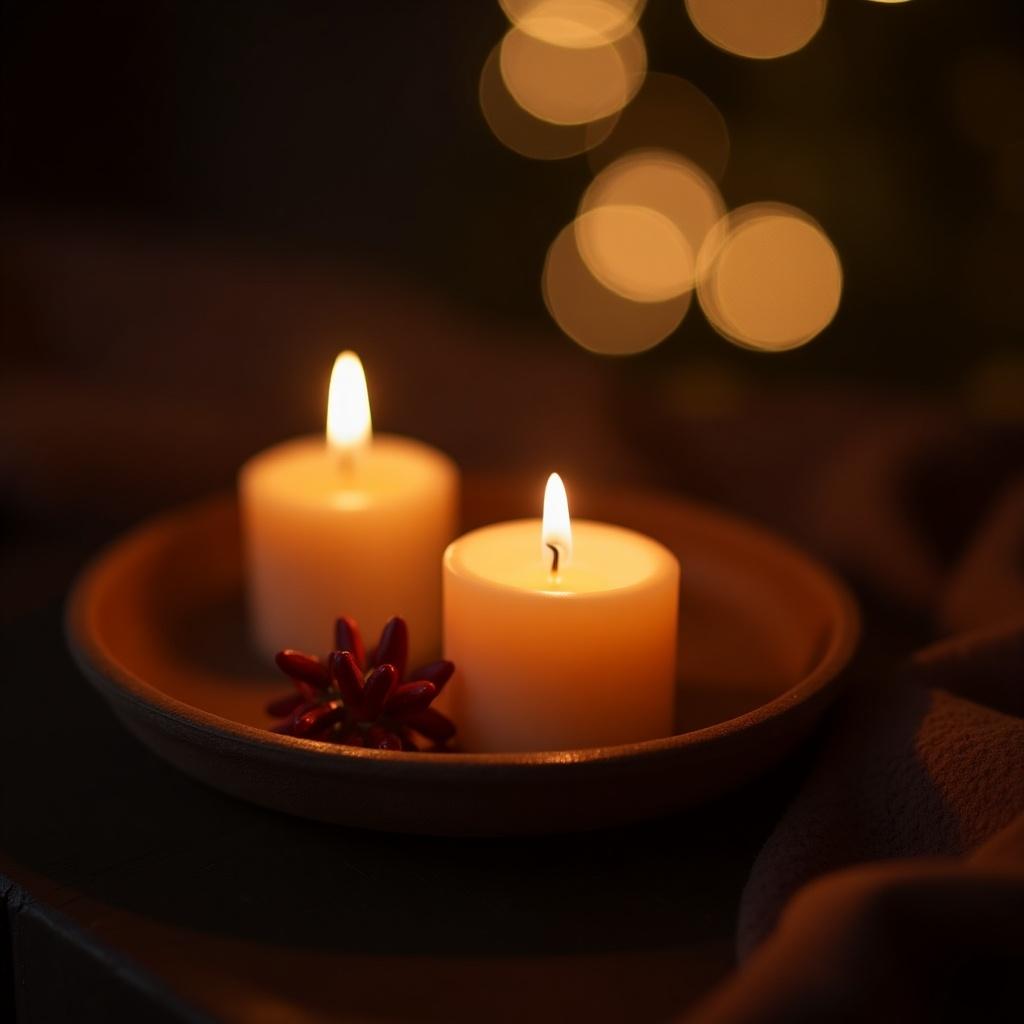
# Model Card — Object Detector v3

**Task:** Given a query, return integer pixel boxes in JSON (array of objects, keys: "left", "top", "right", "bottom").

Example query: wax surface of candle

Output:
[
  {"left": 240, "top": 355, "right": 458, "bottom": 667},
  {"left": 443, "top": 513, "right": 679, "bottom": 753}
]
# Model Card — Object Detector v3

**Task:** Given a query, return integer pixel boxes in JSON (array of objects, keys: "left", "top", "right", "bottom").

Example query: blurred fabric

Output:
[{"left": 686, "top": 473, "right": 1024, "bottom": 1020}]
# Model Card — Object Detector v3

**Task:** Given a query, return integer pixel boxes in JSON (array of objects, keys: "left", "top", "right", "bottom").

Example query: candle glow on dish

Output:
[
  {"left": 443, "top": 473, "right": 679, "bottom": 752},
  {"left": 240, "top": 352, "right": 459, "bottom": 669}
]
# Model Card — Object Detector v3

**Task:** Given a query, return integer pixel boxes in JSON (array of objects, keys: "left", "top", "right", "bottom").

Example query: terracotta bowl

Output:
[{"left": 66, "top": 475, "right": 860, "bottom": 836}]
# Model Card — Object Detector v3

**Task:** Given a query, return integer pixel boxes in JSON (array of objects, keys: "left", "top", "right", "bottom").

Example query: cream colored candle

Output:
[
  {"left": 240, "top": 352, "right": 459, "bottom": 667},
  {"left": 443, "top": 474, "right": 679, "bottom": 752}
]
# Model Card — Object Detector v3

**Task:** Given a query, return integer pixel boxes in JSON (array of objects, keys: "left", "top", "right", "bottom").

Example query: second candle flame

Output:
[
  {"left": 326, "top": 351, "right": 372, "bottom": 457},
  {"left": 542, "top": 472, "right": 572, "bottom": 575}
]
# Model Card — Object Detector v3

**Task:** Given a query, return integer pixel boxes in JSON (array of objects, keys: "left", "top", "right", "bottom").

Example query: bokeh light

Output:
[
  {"left": 684, "top": 0, "right": 827, "bottom": 61},
  {"left": 574, "top": 204, "right": 693, "bottom": 302},
  {"left": 698, "top": 203, "right": 842, "bottom": 351},
  {"left": 586, "top": 73, "right": 730, "bottom": 180},
  {"left": 499, "top": 20, "right": 646, "bottom": 126},
  {"left": 581, "top": 149, "right": 726, "bottom": 293},
  {"left": 500, "top": 0, "right": 646, "bottom": 47},
  {"left": 479, "top": 44, "right": 619, "bottom": 159},
  {"left": 544, "top": 216, "right": 691, "bottom": 355}
]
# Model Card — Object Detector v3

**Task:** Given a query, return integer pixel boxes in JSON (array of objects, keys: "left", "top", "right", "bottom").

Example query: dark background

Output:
[
  {"left": 1, "top": 5, "right": 1023, "bottom": 1020},
  {"left": 2, "top": 0, "right": 1022, "bottom": 392}
]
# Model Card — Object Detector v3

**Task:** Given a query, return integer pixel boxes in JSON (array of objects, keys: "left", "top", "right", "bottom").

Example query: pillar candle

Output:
[
  {"left": 443, "top": 474, "right": 679, "bottom": 752},
  {"left": 240, "top": 352, "right": 459, "bottom": 668}
]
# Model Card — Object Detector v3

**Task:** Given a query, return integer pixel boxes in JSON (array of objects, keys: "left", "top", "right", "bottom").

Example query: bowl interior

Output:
[{"left": 84, "top": 477, "right": 850, "bottom": 748}]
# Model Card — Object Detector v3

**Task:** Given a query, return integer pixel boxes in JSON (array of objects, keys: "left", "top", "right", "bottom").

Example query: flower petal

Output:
[
  {"left": 372, "top": 617, "right": 408, "bottom": 679},
  {"left": 404, "top": 707, "right": 456, "bottom": 743},
  {"left": 275, "top": 650, "right": 331, "bottom": 691},
  {"left": 384, "top": 680, "right": 437, "bottom": 718},
  {"left": 334, "top": 616, "right": 365, "bottom": 669},
  {"left": 291, "top": 700, "right": 346, "bottom": 738},
  {"left": 361, "top": 663, "right": 397, "bottom": 720},
  {"left": 270, "top": 701, "right": 319, "bottom": 734},
  {"left": 330, "top": 650, "right": 364, "bottom": 709},
  {"left": 266, "top": 693, "right": 305, "bottom": 718},
  {"left": 408, "top": 660, "right": 455, "bottom": 693}
]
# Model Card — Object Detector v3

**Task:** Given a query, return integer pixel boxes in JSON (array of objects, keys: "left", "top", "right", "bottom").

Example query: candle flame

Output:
[
  {"left": 326, "top": 351, "right": 372, "bottom": 455},
  {"left": 542, "top": 472, "right": 572, "bottom": 572}
]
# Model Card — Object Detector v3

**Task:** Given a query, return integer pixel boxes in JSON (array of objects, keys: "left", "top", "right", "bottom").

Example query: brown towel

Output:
[
  {"left": 736, "top": 621, "right": 1024, "bottom": 959},
  {"left": 687, "top": 461, "right": 1024, "bottom": 1022},
  {"left": 689, "top": 816, "right": 1024, "bottom": 1023}
]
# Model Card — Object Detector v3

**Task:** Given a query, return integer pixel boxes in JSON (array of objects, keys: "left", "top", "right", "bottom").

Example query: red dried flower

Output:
[{"left": 267, "top": 616, "right": 456, "bottom": 751}]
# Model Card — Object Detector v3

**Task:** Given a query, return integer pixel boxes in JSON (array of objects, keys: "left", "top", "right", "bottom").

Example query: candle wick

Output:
[{"left": 546, "top": 542, "right": 560, "bottom": 577}]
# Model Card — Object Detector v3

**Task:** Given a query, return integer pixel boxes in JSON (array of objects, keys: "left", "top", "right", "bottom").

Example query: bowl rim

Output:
[{"left": 66, "top": 489, "right": 860, "bottom": 777}]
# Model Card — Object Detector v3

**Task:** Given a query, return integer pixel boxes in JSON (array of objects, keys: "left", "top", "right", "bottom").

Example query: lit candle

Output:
[
  {"left": 240, "top": 352, "right": 459, "bottom": 667},
  {"left": 443, "top": 473, "right": 679, "bottom": 752}
]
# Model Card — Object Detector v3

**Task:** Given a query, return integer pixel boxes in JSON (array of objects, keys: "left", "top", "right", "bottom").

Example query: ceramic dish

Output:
[{"left": 66, "top": 475, "right": 860, "bottom": 835}]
